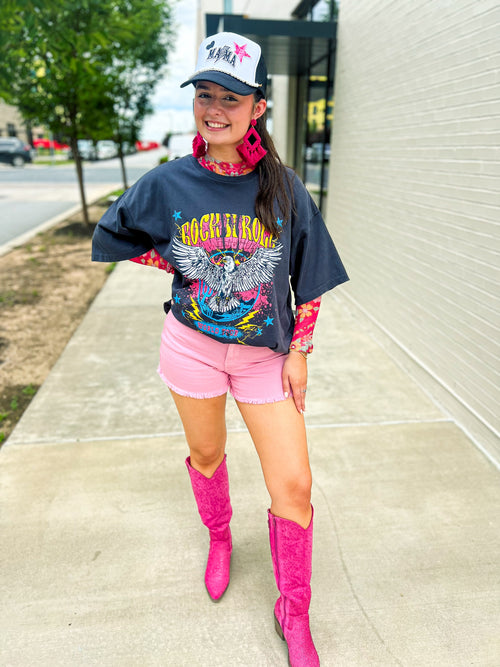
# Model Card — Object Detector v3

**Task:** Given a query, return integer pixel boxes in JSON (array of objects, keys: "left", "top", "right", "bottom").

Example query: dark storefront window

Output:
[
  {"left": 297, "top": 1, "right": 337, "bottom": 211},
  {"left": 303, "top": 69, "right": 333, "bottom": 211}
]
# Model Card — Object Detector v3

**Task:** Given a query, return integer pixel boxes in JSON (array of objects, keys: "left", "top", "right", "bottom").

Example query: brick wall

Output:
[{"left": 328, "top": 0, "right": 500, "bottom": 461}]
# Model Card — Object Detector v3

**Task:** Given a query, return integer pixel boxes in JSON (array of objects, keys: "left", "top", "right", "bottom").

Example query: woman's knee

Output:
[
  {"left": 272, "top": 469, "right": 312, "bottom": 509},
  {"left": 189, "top": 442, "right": 226, "bottom": 476},
  {"left": 269, "top": 472, "right": 312, "bottom": 527}
]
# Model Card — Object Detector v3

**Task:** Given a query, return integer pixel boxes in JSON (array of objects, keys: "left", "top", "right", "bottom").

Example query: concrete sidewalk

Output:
[{"left": 1, "top": 262, "right": 499, "bottom": 666}]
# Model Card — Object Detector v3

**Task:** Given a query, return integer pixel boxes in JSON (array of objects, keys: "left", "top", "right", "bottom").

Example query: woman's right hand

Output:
[{"left": 282, "top": 351, "right": 308, "bottom": 414}]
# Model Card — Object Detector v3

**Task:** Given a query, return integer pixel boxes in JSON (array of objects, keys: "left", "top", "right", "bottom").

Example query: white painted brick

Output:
[{"left": 328, "top": 0, "right": 500, "bottom": 459}]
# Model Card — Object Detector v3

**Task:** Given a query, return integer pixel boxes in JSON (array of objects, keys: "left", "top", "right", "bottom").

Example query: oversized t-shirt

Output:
[{"left": 92, "top": 155, "right": 348, "bottom": 354}]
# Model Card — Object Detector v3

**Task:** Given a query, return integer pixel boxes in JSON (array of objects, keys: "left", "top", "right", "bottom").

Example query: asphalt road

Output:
[{"left": 0, "top": 148, "right": 168, "bottom": 252}]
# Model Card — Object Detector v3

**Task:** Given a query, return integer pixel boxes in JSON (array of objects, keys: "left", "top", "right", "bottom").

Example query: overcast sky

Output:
[{"left": 141, "top": 0, "right": 198, "bottom": 141}]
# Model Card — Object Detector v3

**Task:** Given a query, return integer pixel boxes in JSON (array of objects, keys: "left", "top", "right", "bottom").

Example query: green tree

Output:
[
  {"left": 98, "top": 0, "right": 171, "bottom": 190},
  {"left": 109, "top": 82, "right": 155, "bottom": 190},
  {"left": 318, "top": 0, "right": 339, "bottom": 21},
  {"left": 0, "top": 0, "right": 172, "bottom": 226}
]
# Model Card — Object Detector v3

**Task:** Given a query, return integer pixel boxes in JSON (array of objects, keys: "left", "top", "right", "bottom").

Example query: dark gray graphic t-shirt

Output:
[{"left": 92, "top": 156, "right": 348, "bottom": 353}]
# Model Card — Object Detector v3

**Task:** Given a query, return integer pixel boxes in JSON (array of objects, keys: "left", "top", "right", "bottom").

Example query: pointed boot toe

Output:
[
  {"left": 205, "top": 530, "right": 232, "bottom": 601},
  {"left": 282, "top": 614, "right": 320, "bottom": 666},
  {"left": 268, "top": 508, "right": 320, "bottom": 666}
]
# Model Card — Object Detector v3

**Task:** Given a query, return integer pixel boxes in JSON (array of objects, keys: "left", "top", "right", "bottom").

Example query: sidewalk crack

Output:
[{"left": 314, "top": 479, "right": 405, "bottom": 667}]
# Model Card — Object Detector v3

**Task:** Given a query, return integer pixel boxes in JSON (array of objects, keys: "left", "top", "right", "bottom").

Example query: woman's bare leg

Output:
[
  {"left": 235, "top": 397, "right": 312, "bottom": 529},
  {"left": 170, "top": 391, "right": 227, "bottom": 477}
]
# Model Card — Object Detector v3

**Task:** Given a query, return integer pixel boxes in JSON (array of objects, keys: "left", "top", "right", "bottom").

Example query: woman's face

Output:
[{"left": 194, "top": 81, "right": 266, "bottom": 160}]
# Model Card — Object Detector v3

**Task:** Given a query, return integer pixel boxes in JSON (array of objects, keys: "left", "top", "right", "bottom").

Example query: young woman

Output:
[{"left": 92, "top": 31, "right": 348, "bottom": 667}]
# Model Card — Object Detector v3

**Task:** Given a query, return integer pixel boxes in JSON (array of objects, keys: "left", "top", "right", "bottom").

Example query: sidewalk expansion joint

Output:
[{"left": 6, "top": 417, "right": 454, "bottom": 447}]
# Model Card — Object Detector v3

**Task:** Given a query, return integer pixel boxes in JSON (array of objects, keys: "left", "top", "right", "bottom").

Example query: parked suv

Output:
[
  {"left": 68, "top": 139, "right": 119, "bottom": 161},
  {"left": 0, "top": 137, "right": 34, "bottom": 166},
  {"left": 69, "top": 139, "right": 97, "bottom": 161},
  {"left": 96, "top": 140, "right": 118, "bottom": 160}
]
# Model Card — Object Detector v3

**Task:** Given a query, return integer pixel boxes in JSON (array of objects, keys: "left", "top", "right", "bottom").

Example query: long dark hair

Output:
[{"left": 253, "top": 101, "right": 294, "bottom": 237}]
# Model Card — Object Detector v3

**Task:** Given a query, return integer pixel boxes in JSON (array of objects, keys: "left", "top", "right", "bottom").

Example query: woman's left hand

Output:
[{"left": 282, "top": 351, "right": 308, "bottom": 414}]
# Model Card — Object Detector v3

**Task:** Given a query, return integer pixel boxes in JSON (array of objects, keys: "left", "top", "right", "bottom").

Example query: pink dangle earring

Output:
[
  {"left": 237, "top": 119, "right": 267, "bottom": 168},
  {"left": 192, "top": 131, "right": 207, "bottom": 158}
]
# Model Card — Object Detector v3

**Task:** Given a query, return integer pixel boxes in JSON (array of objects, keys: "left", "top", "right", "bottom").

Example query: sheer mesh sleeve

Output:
[
  {"left": 129, "top": 249, "right": 174, "bottom": 274},
  {"left": 289, "top": 297, "right": 321, "bottom": 355}
]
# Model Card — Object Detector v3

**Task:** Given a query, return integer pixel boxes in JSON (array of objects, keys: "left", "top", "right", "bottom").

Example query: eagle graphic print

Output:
[{"left": 171, "top": 211, "right": 283, "bottom": 344}]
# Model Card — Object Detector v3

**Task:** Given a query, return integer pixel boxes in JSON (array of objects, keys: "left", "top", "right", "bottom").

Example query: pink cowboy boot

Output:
[
  {"left": 186, "top": 455, "right": 232, "bottom": 601},
  {"left": 268, "top": 507, "right": 320, "bottom": 666}
]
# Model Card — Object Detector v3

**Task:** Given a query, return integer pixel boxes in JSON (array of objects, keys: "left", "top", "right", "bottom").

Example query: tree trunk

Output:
[
  {"left": 70, "top": 135, "right": 90, "bottom": 228},
  {"left": 118, "top": 144, "right": 128, "bottom": 190}
]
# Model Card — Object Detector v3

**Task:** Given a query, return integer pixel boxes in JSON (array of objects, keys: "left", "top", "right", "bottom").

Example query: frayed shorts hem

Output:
[
  {"left": 231, "top": 393, "right": 287, "bottom": 405},
  {"left": 158, "top": 367, "right": 287, "bottom": 404},
  {"left": 157, "top": 367, "right": 226, "bottom": 400}
]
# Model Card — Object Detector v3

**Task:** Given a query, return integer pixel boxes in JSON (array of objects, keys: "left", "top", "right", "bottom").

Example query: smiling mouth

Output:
[{"left": 205, "top": 121, "right": 229, "bottom": 129}]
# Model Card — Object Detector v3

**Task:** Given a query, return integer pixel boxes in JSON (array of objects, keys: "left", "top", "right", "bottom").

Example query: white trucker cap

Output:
[{"left": 181, "top": 32, "right": 268, "bottom": 97}]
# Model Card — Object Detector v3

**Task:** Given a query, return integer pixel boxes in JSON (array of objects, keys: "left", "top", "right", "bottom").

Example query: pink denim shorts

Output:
[{"left": 158, "top": 311, "right": 287, "bottom": 404}]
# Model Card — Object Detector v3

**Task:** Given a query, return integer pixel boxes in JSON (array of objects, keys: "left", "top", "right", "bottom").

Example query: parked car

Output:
[
  {"left": 96, "top": 140, "right": 118, "bottom": 160},
  {"left": 121, "top": 141, "right": 137, "bottom": 155},
  {"left": 305, "top": 143, "right": 331, "bottom": 162},
  {"left": 33, "top": 138, "right": 69, "bottom": 151},
  {"left": 136, "top": 140, "right": 160, "bottom": 151},
  {"left": 0, "top": 137, "right": 35, "bottom": 166},
  {"left": 69, "top": 139, "right": 121, "bottom": 161},
  {"left": 68, "top": 139, "right": 97, "bottom": 161}
]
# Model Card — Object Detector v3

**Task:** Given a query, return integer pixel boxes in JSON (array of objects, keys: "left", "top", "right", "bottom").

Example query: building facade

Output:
[
  {"left": 0, "top": 99, "right": 31, "bottom": 143},
  {"left": 328, "top": 0, "right": 499, "bottom": 463}
]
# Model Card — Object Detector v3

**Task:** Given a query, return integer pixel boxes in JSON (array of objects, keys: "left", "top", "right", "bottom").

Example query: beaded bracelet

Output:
[{"left": 289, "top": 348, "right": 308, "bottom": 360}]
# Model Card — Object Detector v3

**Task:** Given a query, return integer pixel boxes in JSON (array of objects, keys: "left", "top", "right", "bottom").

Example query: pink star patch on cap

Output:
[
  {"left": 234, "top": 42, "right": 251, "bottom": 63},
  {"left": 180, "top": 32, "right": 268, "bottom": 97}
]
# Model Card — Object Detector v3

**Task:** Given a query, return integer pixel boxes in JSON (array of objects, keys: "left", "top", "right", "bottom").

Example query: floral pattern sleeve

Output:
[
  {"left": 289, "top": 297, "right": 321, "bottom": 356},
  {"left": 129, "top": 249, "right": 175, "bottom": 274}
]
